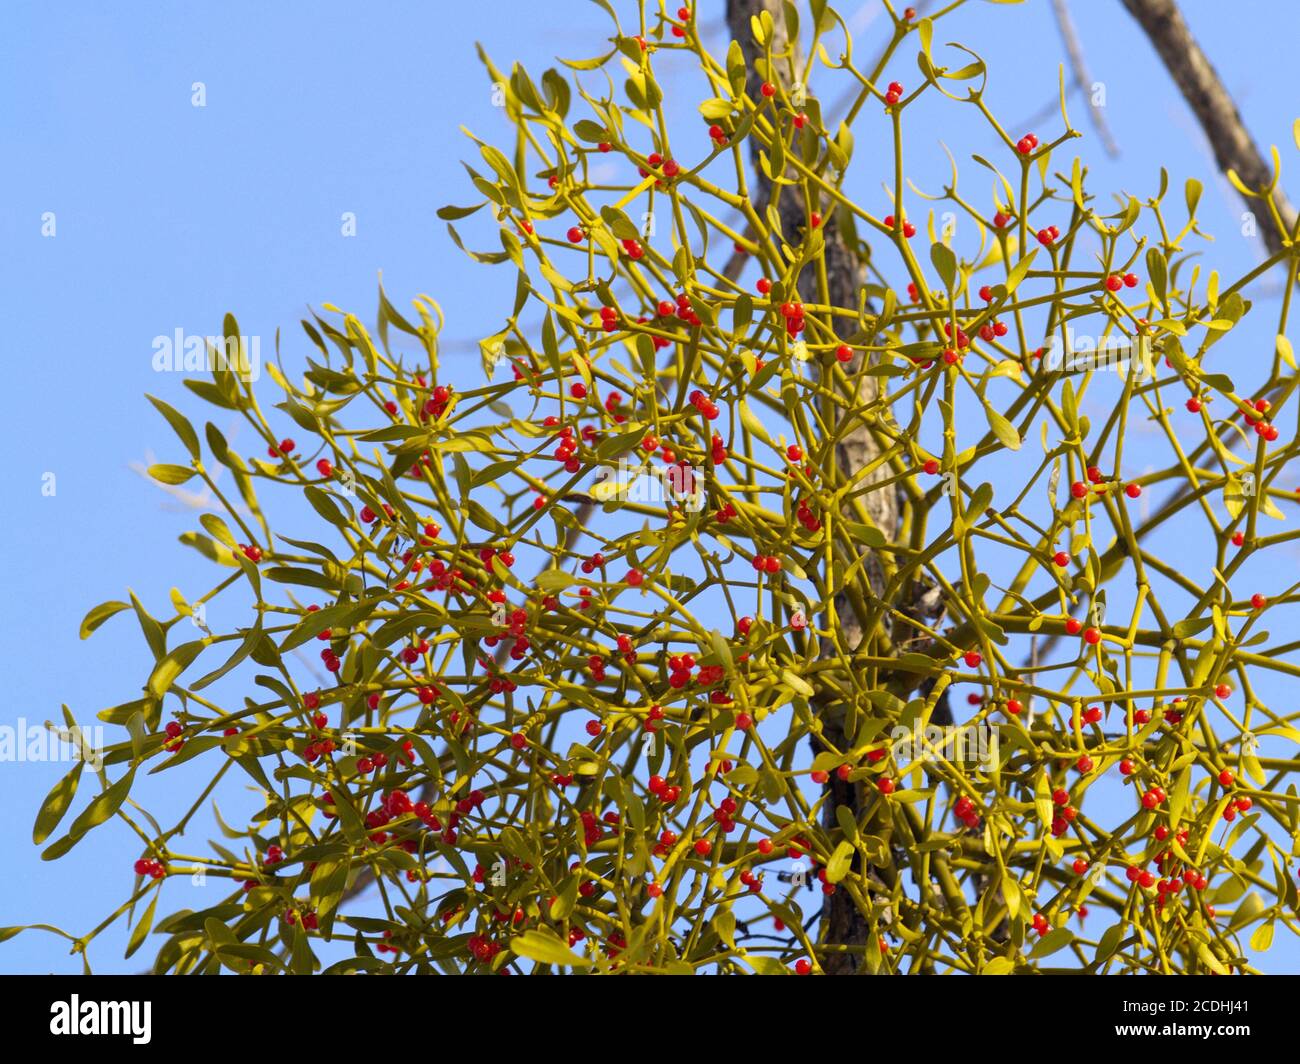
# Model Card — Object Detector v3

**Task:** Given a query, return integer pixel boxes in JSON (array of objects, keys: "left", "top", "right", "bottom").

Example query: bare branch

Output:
[
  {"left": 1121, "top": 0, "right": 1296, "bottom": 256},
  {"left": 1050, "top": 0, "right": 1119, "bottom": 158}
]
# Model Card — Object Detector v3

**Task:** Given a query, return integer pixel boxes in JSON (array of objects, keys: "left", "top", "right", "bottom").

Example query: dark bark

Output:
[
  {"left": 724, "top": 0, "right": 899, "bottom": 973},
  {"left": 1121, "top": 0, "right": 1296, "bottom": 255}
]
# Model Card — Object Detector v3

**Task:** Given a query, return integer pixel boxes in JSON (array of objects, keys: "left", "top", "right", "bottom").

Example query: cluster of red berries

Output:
[
  {"left": 667, "top": 653, "right": 696, "bottom": 688},
  {"left": 133, "top": 857, "right": 166, "bottom": 879},
  {"left": 163, "top": 720, "right": 184, "bottom": 753},
  {"left": 648, "top": 776, "right": 683, "bottom": 807},
  {"left": 711, "top": 794, "right": 740, "bottom": 833},
  {"left": 423, "top": 384, "right": 453, "bottom": 420},
  {"left": 884, "top": 80, "right": 903, "bottom": 106},
  {"left": 952, "top": 794, "right": 981, "bottom": 830},
  {"left": 795, "top": 497, "right": 821, "bottom": 532},
  {"left": 1015, "top": 132, "right": 1038, "bottom": 155},
  {"left": 778, "top": 299, "right": 805, "bottom": 336},
  {"left": 1240, "top": 398, "right": 1281, "bottom": 441},
  {"left": 882, "top": 213, "right": 917, "bottom": 238},
  {"left": 553, "top": 423, "right": 582, "bottom": 473},
  {"left": 301, "top": 709, "right": 337, "bottom": 764},
  {"left": 1049, "top": 787, "right": 1078, "bottom": 837},
  {"left": 688, "top": 388, "right": 720, "bottom": 419}
]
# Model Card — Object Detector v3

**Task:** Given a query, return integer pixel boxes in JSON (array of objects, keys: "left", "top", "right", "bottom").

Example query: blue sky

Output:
[{"left": 2, "top": 0, "right": 1298, "bottom": 972}]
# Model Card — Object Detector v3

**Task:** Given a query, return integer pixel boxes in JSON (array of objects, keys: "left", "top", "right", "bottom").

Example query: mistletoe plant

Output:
[{"left": 14, "top": 0, "right": 1300, "bottom": 975}]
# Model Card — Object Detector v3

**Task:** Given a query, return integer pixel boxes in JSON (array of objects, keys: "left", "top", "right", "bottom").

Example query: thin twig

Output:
[{"left": 1050, "top": 0, "right": 1119, "bottom": 158}]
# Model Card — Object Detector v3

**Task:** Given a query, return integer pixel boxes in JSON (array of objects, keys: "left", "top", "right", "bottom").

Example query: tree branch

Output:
[{"left": 1121, "top": 0, "right": 1296, "bottom": 256}]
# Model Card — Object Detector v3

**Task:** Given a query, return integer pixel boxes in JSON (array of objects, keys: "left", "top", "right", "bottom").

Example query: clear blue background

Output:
[{"left": 2, "top": 0, "right": 1297, "bottom": 972}]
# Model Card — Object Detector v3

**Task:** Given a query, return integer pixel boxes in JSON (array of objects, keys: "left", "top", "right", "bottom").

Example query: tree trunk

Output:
[{"left": 724, "top": 0, "right": 899, "bottom": 973}]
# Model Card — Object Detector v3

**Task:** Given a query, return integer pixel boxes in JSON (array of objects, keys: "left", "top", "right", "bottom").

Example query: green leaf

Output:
[
  {"left": 44, "top": 768, "right": 137, "bottom": 859},
  {"left": 199, "top": 513, "right": 237, "bottom": 548},
  {"left": 32, "top": 760, "right": 84, "bottom": 845},
  {"left": 148, "top": 463, "right": 196, "bottom": 486},
  {"left": 825, "top": 840, "right": 855, "bottom": 884},
  {"left": 147, "top": 640, "right": 207, "bottom": 699},
  {"left": 985, "top": 408, "right": 1021, "bottom": 450},
  {"left": 930, "top": 242, "right": 957, "bottom": 290},
  {"left": 124, "top": 889, "right": 159, "bottom": 959},
  {"left": 510, "top": 928, "right": 591, "bottom": 969},
  {"left": 1029, "top": 927, "right": 1073, "bottom": 958},
  {"left": 536, "top": 570, "right": 576, "bottom": 592},
  {"left": 80, "top": 600, "right": 129, "bottom": 640},
  {"left": 1003, "top": 248, "right": 1037, "bottom": 294},
  {"left": 146, "top": 395, "right": 201, "bottom": 461},
  {"left": 550, "top": 876, "right": 580, "bottom": 921},
  {"left": 1001, "top": 872, "right": 1021, "bottom": 919}
]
